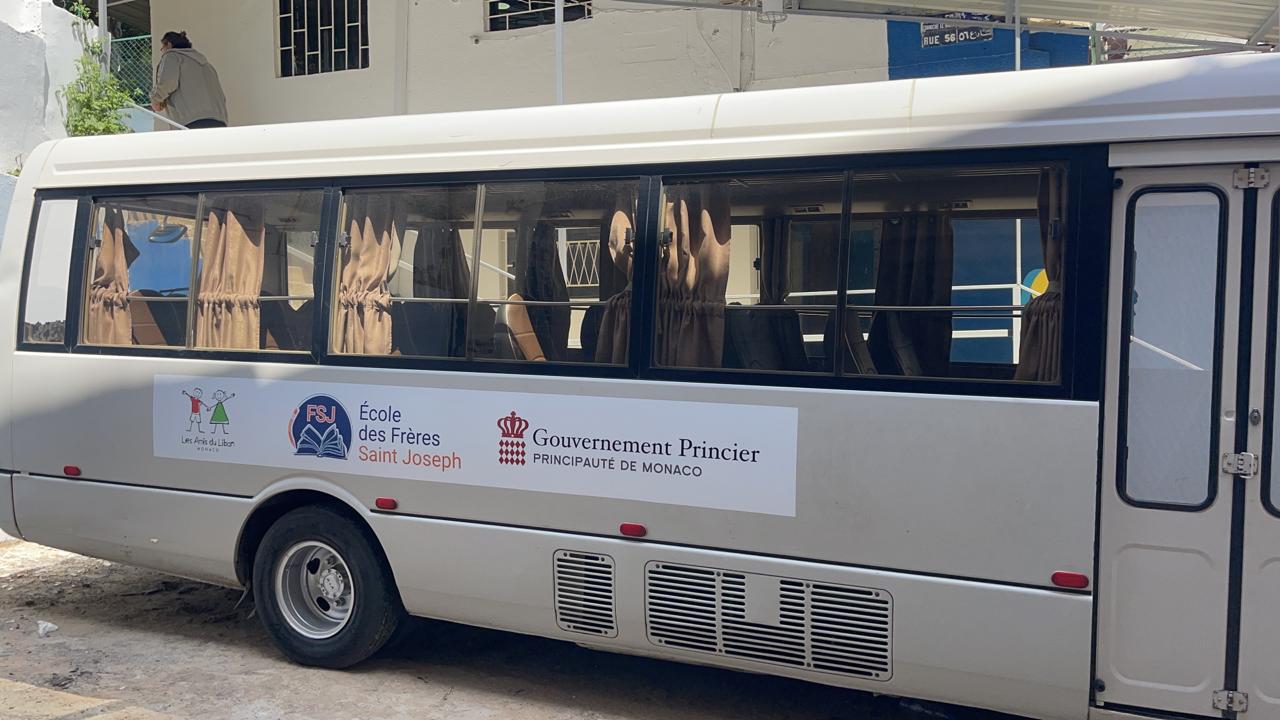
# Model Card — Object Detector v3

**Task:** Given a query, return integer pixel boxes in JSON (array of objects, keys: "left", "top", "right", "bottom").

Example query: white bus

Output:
[{"left": 2, "top": 52, "right": 1278, "bottom": 720}]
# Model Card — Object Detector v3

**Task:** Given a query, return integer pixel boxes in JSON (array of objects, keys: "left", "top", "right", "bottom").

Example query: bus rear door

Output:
[{"left": 1097, "top": 161, "right": 1280, "bottom": 720}]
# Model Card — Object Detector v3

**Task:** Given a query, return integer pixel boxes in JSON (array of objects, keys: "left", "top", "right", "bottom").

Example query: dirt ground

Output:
[{"left": 0, "top": 540, "right": 1006, "bottom": 720}]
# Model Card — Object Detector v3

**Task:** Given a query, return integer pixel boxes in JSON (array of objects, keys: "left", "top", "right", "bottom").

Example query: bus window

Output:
[
  {"left": 839, "top": 219, "right": 881, "bottom": 374},
  {"left": 194, "top": 190, "right": 324, "bottom": 352},
  {"left": 845, "top": 163, "right": 1066, "bottom": 382},
  {"left": 83, "top": 195, "right": 199, "bottom": 348},
  {"left": 949, "top": 218, "right": 1042, "bottom": 365},
  {"left": 21, "top": 199, "right": 79, "bottom": 344},
  {"left": 332, "top": 185, "right": 478, "bottom": 358},
  {"left": 474, "top": 179, "right": 640, "bottom": 364},
  {"left": 654, "top": 173, "right": 843, "bottom": 373},
  {"left": 1123, "top": 190, "right": 1222, "bottom": 507}
]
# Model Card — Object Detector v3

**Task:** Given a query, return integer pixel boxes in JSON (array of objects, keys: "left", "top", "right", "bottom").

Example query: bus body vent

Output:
[
  {"left": 553, "top": 550, "right": 617, "bottom": 638},
  {"left": 645, "top": 561, "right": 891, "bottom": 680}
]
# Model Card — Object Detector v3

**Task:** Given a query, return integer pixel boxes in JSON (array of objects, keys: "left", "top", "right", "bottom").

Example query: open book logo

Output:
[{"left": 289, "top": 395, "right": 352, "bottom": 461}]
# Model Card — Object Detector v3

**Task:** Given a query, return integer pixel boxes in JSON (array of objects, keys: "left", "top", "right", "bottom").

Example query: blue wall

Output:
[{"left": 887, "top": 22, "right": 1089, "bottom": 80}]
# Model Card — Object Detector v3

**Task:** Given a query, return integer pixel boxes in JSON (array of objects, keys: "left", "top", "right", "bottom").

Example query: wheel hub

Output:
[
  {"left": 274, "top": 541, "right": 356, "bottom": 640},
  {"left": 318, "top": 567, "right": 346, "bottom": 602}
]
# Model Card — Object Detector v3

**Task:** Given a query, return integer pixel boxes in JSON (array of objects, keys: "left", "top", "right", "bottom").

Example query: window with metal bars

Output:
[
  {"left": 486, "top": 1, "right": 592, "bottom": 32},
  {"left": 565, "top": 238, "right": 601, "bottom": 288},
  {"left": 278, "top": 0, "right": 370, "bottom": 78}
]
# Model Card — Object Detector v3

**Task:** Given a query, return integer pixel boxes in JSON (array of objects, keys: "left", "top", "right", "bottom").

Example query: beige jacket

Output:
[{"left": 151, "top": 48, "right": 228, "bottom": 127}]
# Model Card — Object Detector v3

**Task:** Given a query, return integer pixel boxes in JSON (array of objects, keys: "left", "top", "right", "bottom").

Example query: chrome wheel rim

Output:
[{"left": 274, "top": 541, "right": 355, "bottom": 640}]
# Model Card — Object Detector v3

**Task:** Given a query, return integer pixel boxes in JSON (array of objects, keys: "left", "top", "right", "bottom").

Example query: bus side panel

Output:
[
  {"left": 10, "top": 353, "right": 1098, "bottom": 591},
  {"left": 372, "top": 514, "right": 1092, "bottom": 720},
  {"left": 11, "top": 474, "right": 247, "bottom": 587},
  {"left": 0, "top": 142, "right": 54, "bottom": 476}
]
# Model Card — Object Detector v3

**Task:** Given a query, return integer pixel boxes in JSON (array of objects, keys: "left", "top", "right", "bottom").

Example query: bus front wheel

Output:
[{"left": 252, "top": 505, "right": 404, "bottom": 668}]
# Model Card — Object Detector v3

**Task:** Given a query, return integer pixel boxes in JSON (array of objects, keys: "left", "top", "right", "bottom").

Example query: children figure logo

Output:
[
  {"left": 182, "top": 388, "right": 207, "bottom": 433},
  {"left": 290, "top": 395, "right": 352, "bottom": 460},
  {"left": 181, "top": 388, "right": 236, "bottom": 434}
]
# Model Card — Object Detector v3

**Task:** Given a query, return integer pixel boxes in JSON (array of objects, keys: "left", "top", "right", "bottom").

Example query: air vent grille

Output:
[
  {"left": 554, "top": 550, "right": 617, "bottom": 638},
  {"left": 646, "top": 562, "right": 891, "bottom": 680}
]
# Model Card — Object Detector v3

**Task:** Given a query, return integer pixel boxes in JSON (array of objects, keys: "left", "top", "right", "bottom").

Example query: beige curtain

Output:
[
  {"left": 336, "top": 196, "right": 402, "bottom": 355},
  {"left": 594, "top": 206, "right": 635, "bottom": 364},
  {"left": 1015, "top": 168, "right": 1067, "bottom": 382},
  {"left": 868, "top": 211, "right": 955, "bottom": 376},
  {"left": 84, "top": 207, "right": 133, "bottom": 345},
  {"left": 195, "top": 200, "right": 266, "bottom": 349},
  {"left": 656, "top": 185, "right": 732, "bottom": 367}
]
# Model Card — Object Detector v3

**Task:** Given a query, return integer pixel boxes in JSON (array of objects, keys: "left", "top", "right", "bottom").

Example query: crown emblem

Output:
[{"left": 497, "top": 411, "right": 529, "bottom": 439}]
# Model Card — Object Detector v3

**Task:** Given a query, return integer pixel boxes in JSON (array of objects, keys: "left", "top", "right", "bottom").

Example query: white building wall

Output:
[
  {"left": 0, "top": 0, "right": 81, "bottom": 239},
  {"left": 149, "top": 0, "right": 888, "bottom": 127},
  {"left": 0, "top": 0, "right": 82, "bottom": 172},
  {"left": 150, "top": 0, "right": 400, "bottom": 126}
]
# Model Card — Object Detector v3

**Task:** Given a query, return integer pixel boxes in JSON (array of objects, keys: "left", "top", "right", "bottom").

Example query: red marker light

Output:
[
  {"left": 63, "top": 465, "right": 82, "bottom": 477},
  {"left": 374, "top": 497, "right": 398, "bottom": 511},
  {"left": 619, "top": 522, "right": 647, "bottom": 538},
  {"left": 1052, "top": 571, "right": 1089, "bottom": 589}
]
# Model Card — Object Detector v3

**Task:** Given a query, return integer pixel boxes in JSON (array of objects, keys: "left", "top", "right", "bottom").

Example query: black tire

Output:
[{"left": 252, "top": 504, "right": 404, "bottom": 668}]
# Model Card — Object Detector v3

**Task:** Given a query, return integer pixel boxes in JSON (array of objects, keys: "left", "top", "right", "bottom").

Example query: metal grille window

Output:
[
  {"left": 278, "top": 0, "right": 370, "bottom": 78},
  {"left": 565, "top": 239, "right": 600, "bottom": 288},
  {"left": 487, "top": 1, "right": 592, "bottom": 32}
]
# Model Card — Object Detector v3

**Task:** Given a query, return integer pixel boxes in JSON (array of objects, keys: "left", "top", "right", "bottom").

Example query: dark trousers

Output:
[{"left": 186, "top": 118, "right": 227, "bottom": 129}]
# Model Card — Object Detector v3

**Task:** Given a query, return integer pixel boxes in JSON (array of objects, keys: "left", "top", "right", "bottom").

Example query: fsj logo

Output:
[
  {"left": 497, "top": 411, "right": 529, "bottom": 466},
  {"left": 290, "top": 395, "right": 352, "bottom": 460}
]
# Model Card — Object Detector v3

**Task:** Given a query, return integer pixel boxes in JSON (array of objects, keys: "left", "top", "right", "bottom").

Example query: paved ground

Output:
[{"left": 0, "top": 540, "right": 1007, "bottom": 720}]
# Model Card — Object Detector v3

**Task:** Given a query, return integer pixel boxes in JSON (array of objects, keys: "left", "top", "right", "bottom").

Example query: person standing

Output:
[{"left": 150, "top": 31, "right": 229, "bottom": 129}]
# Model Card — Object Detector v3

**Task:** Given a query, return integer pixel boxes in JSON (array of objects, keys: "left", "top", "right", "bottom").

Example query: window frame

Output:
[
  {"left": 17, "top": 195, "right": 90, "bottom": 352},
  {"left": 1116, "top": 185, "right": 1230, "bottom": 512},
  {"left": 645, "top": 158, "right": 1095, "bottom": 395},
  {"left": 58, "top": 184, "right": 338, "bottom": 363},
  {"left": 190, "top": 189, "right": 328, "bottom": 354},
  {"left": 1261, "top": 190, "right": 1280, "bottom": 518},
  {"left": 277, "top": 0, "right": 371, "bottom": 79},
  {"left": 329, "top": 182, "right": 483, "bottom": 363},
  {"left": 329, "top": 178, "right": 645, "bottom": 367},
  {"left": 24, "top": 143, "right": 1107, "bottom": 401},
  {"left": 81, "top": 192, "right": 203, "bottom": 351},
  {"left": 485, "top": 0, "right": 593, "bottom": 33}
]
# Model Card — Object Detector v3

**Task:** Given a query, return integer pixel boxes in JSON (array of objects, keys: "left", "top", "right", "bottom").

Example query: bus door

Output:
[
  {"left": 1097, "top": 163, "right": 1277, "bottom": 720},
  {"left": 1239, "top": 165, "right": 1280, "bottom": 720}
]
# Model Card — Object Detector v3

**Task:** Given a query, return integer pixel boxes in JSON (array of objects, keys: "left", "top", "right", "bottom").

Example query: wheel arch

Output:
[{"left": 234, "top": 480, "right": 395, "bottom": 592}]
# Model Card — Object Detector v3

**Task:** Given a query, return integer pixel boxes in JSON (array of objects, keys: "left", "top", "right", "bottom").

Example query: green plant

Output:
[{"left": 59, "top": 1, "right": 134, "bottom": 137}]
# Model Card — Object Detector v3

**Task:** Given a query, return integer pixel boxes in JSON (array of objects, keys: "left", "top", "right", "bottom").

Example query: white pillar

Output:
[
  {"left": 1013, "top": 0, "right": 1021, "bottom": 70},
  {"left": 555, "top": 0, "right": 565, "bottom": 104},
  {"left": 98, "top": 0, "right": 110, "bottom": 69},
  {"left": 393, "top": 0, "right": 410, "bottom": 114}
]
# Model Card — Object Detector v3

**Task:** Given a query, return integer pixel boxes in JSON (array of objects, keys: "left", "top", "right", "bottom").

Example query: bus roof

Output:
[{"left": 33, "top": 52, "right": 1280, "bottom": 190}]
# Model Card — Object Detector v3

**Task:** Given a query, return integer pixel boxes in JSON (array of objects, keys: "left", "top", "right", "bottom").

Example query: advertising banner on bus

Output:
[{"left": 153, "top": 375, "right": 799, "bottom": 516}]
